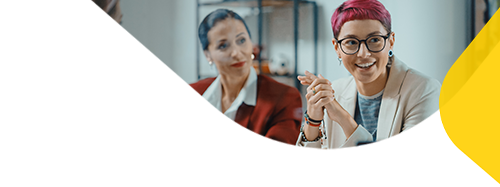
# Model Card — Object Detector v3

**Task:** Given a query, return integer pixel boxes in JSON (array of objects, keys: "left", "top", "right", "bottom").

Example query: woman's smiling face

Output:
[{"left": 333, "top": 19, "right": 395, "bottom": 85}]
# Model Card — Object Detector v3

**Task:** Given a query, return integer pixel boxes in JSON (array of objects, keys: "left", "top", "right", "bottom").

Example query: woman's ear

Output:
[
  {"left": 389, "top": 32, "right": 396, "bottom": 50},
  {"left": 203, "top": 51, "right": 212, "bottom": 63},
  {"left": 332, "top": 38, "right": 342, "bottom": 58}
]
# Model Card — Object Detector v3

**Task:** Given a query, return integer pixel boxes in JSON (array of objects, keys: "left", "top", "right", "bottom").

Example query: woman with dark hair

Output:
[
  {"left": 190, "top": 9, "right": 302, "bottom": 145},
  {"left": 296, "top": 0, "right": 441, "bottom": 148}
]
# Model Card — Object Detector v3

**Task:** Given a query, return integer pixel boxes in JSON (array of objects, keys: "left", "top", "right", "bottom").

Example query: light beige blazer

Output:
[{"left": 297, "top": 58, "right": 441, "bottom": 149}]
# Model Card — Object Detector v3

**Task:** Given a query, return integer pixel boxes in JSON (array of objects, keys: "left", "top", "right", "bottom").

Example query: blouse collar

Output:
[{"left": 202, "top": 68, "right": 258, "bottom": 118}]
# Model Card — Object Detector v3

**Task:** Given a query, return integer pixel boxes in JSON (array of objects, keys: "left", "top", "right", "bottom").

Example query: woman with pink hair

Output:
[{"left": 296, "top": 0, "right": 441, "bottom": 148}]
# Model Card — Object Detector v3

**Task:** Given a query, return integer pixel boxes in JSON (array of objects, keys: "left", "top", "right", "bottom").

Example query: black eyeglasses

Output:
[{"left": 336, "top": 32, "right": 391, "bottom": 55}]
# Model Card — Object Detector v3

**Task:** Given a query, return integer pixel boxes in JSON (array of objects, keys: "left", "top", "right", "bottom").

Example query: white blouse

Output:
[{"left": 201, "top": 68, "right": 257, "bottom": 150}]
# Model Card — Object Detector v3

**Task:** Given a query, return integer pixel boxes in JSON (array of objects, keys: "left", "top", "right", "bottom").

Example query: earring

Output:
[
  {"left": 251, "top": 54, "right": 255, "bottom": 60},
  {"left": 387, "top": 50, "right": 394, "bottom": 67},
  {"left": 338, "top": 58, "right": 342, "bottom": 66},
  {"left": 209, "top": 61, "right": 213, "bottom": 65}
]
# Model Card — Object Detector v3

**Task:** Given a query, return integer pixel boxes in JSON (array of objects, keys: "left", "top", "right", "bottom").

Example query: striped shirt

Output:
[{"left": 354, "top": 89, "right": 384, "bottom": 141}]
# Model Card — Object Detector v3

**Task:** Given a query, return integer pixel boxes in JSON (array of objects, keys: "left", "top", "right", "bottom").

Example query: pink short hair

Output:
[{"left": 331, "top": 0, "right": 392, "bottom": 39}]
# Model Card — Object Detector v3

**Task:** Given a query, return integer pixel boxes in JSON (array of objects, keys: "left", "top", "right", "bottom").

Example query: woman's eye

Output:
[
  {"left": 345, "top": 40, "right": 358, "bottom": 46},
  {"left": 218, "top": 43, "right": 228, "bottom": 49},
  {"left": 237, "top": 38, "right": 246, "bottom": 44},
  {"left": 369, "top": 38, "right": 380, "bottom": 43}
]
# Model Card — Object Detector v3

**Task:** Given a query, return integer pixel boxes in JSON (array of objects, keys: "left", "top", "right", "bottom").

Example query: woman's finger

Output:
[
  {"left": 307, "top": 89, "right": 325, "bottom": 104},
  {"left": 306, "top": 79, "right": 317, "bottom": 93},
  {"left": 314, "top": 83, "right": 334, "bottom": 93},
  {"left": 314, "top": 96, "right": 334, "bottom": 108},
  {"left": 307, "top": 96, "right": 326, "bottom": 120},
  {"left": 308, "top": 90, "right": 332, "bottom": 104},
  {"left": 310, "top": 78, "right": 331, "bottom": 89},
  {"left": 302, "top": 71, "right": 335, "bottom": 87},
  {"left": 313, "top": 84, "right": 335, "bottom": 98},
  {"left": 301, "top": 72, "right": 333, "bottom": 86},
  {"left": 316, "top": 85, "right": 333, "bottom": 93},
  {"left": 297, "top": 75, "right": 307, "bottom": 81},
  {"left": 305, "top": 90, "right": 313, "bottom": 100},
  {"left": 298, "top": 75, "right": 313, "bottom": 86},
  {"left": 318, "top": 74, "right": 332, "bottom": 85},
  {"left": 305, "top": 85, "right": 318, "bottom": 100},
  {"left": 305, "top": 70, "right": 318, "bottom": 80}
]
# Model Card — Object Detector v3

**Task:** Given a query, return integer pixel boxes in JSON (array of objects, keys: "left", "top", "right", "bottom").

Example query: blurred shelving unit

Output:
[{"left": 195, "top": 0, "right": 318, "bottom": 91}]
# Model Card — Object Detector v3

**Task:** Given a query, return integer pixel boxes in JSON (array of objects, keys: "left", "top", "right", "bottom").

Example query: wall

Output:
[
  {"left": 380, "top": 0, "right": 467, "bottom": 83},
  {"left": 120, "top": 0, "right": 196, "bottom": 150}
]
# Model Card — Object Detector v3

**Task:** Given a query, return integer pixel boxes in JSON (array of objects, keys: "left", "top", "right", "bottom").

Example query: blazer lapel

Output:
[
  {"left": 377, "top": 58, "right": 408, "bottom": 140},
  {"left": 377, "top": 94, "right": 401, "bottom": 140},
  {"left": 337, "top": 79, "right": 357, "bottom": 117}
]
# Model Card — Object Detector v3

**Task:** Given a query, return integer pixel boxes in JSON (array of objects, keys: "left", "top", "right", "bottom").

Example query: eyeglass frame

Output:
[{"left": 335, "top": 32, "right": 392, "bottom": 55}]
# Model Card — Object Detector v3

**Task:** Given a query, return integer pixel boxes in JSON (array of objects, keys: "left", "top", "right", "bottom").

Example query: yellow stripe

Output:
[{"left": 0, "top": 160, "right": 472, "bottom": 168}]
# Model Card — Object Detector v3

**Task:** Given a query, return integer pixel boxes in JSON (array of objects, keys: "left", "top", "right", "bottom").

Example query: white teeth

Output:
[{"left": 357, "top": 62, "right": 375, "bottom": 68}]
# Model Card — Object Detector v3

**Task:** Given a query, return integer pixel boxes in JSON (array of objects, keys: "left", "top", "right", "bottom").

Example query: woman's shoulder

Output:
[
  {"left": 188, "top": 77, "right": 216, "bottom": 87},
  {"left": 402, "top": 67, "right": 442, "bottom": 94},
  {"left": 189, "top": 77, "right": 217, "bottom": 95},
  {"left": 386, "top": 58, "right": 441, "bottom": 96}
]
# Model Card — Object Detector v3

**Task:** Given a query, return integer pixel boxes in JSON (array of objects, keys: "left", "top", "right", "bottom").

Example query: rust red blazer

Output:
[{"left": 190, "top": 75, "right": 302, "bottom": 145}]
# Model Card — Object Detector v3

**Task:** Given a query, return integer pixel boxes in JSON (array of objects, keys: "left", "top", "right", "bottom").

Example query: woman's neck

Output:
[{"left": 219, "top": 69, "right": 250, "bottom": 111}]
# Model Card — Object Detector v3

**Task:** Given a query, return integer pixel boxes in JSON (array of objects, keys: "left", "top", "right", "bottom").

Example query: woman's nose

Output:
[
  {"left": 230, "top": 46, "right": 243, "bottom": 58},
  {"left": 357, "top": 42, "right": 371, "bottom": 58}
]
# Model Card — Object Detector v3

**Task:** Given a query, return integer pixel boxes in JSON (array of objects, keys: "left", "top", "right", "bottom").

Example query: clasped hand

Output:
[{"left": 298, "top": 71, "right": 345, "bottom": 124}]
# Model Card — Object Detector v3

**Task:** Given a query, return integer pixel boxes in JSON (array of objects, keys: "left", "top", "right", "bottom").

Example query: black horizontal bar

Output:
[{"left": 0, "top": 154, "right": 465, "bottom": 160}]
